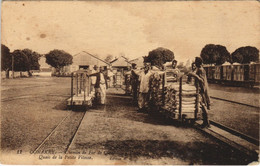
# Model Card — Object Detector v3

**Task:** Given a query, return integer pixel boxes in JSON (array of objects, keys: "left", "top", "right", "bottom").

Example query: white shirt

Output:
[
  {"left": 139, "top": 71, "right": 152, "bottom": 93},
  {"left": 100, "top": 73, "right": 105, "bottom": 84}
]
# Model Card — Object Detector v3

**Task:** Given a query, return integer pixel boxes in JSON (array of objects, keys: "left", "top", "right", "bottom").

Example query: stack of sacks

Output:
[
  {"left": 177, "top": 83, "right": 197, "bottom": 119},
  {"left": 166, "top": 70, "right": 178, "bottom": 83},
  {"left": 149, "top": 72, "right": 164, "bottom": 110}
]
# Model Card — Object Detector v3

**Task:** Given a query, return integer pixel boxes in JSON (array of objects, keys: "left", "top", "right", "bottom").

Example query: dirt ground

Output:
[
  {"left": 0, "top": 77, "right": 257, "bottom": 164},
  {"left": 1, "top": 77, "right": 71, "bottom": 153},
  {"left": 67, "top": 88, "right": 255, "bottom": 165}
]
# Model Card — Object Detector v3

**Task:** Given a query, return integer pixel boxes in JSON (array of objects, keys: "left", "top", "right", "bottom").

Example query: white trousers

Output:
[{"left": 95, "top": 84, "right": 106, "bottom": 104}]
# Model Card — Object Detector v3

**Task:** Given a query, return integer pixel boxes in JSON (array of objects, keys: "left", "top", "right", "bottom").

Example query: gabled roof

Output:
[
  {"left": 110, "top": 56, "right": 131, "bottom": 67},
  {"left": 128, "top": 57, "right": 144, "bottom": 67},
  {"left": 73, "top": 51, "right": 110, "bottom": 66}
]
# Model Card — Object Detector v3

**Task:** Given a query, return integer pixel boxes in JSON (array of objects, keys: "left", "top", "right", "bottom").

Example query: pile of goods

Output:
[
  {"left": 162, "top": 83, "right": 179, "bottom": 118},
  {"left": 148, "top": 70, "right": 200, "bottom": 120},
  {"left": 149, "top": 72, "right": 165, "bottom": 110}
]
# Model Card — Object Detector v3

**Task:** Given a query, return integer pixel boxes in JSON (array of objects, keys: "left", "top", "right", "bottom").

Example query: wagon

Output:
[
  {"left": 67, "top": 70, "right": 95, "bottom": 109},
  {"left": 203, "top": 62, "right": 260, "bottom": 87},
  {"left": 149, "top": 71, "right": 202, "bottom": 123}
]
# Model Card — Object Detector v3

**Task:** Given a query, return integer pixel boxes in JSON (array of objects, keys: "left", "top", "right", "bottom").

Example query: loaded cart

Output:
[
  {"left": 177, "top": 76, "right": 201, "bottom": 122},
  {"left": 150, "top": 72, "right": 202, "bottom": 123},
  {"left": 67, "top": 70, "right": 95, "bottom": 109}
]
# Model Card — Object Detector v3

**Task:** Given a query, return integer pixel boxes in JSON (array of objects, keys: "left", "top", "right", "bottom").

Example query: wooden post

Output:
[
  {"left": 86, "top": 73, "right": 90, "bottom": 97},
  {"left": 83, "top": 73, "right": 86, "bottom": 104},
  {"left": 71, "top": 72, "right": 74, "bottom": 107},
  {"left": 79, "top": 73, "right": 81, "bottom": 94},
  {"left": 81, "top": 73, "right": 83, "bottom": 94},
  {"left": 162, "top": 73, "right": 165, "bottom": 106},
  {"left": 76, "top": 73, "right": 78, "bottom": 96},
  {"left": 195, "top": 77, "right": 199, "bottom": 119},
  {"left": 179, "top": 77, "right": 182, "bottom": 120}
]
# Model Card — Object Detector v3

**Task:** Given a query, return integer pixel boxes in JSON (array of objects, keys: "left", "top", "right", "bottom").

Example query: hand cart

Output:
[{"left": 67, "top": 70, "right": 95, "bottom": 109}]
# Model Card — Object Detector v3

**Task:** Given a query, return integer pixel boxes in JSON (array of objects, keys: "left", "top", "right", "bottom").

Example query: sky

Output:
[{"left": 1, "top": 1, "right": 260, "bottom": 62}]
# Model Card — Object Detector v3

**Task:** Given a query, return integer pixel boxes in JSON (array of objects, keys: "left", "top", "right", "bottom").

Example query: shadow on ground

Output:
[
  {"left": 75, "top": 139, "right": 255, "bottom": 165},
  {"left": 105, "top": 95, "right": 185, "bottom": 127}
]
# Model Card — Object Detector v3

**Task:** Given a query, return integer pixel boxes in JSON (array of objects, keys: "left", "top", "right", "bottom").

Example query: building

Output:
[
  {"left": 39, "top": 56, "right": 52, "bottom": 72},
  {"left": 51, "top": 51, "right": 110, "bottom": 76},
  {"left": 128, "top": 57, "right": 144, "bottom": 68},
  {"left": 110, "top": 56, "right": 131, "bottom": 70},
  {"left": 71, "top": 51, "right": 110, "bottom": 72},
  {"left": 110, "top": 56, "right": 132, "bottom": 87}
]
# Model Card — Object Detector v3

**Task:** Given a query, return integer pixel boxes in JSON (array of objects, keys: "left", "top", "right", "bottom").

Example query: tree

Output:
[
  {"left": 231, "top": 46, "right": 259, "bottom": 64},
  {"left": 200, "top": 44, "right": 231, "bottom": 65},
  {"left": 45, "top": 49, "right": 73, "bottom": 74},
  {"left": 104, "top": 54, "right": 114, "bottom": 63},
  {"left": 146, "top": 47, "right": 174, "bottom": 69},
  {"left": 11, "top": 49, "right": 41, "bottom": 77},
  {"left": 21, "top": 49, "right": 41, "bottom": 76},
  {"left": 11, "top": 50, "right": 30, "bottom": 75},
  {"left": 1, "top": 44, "right": 11, "bottom": 78}
]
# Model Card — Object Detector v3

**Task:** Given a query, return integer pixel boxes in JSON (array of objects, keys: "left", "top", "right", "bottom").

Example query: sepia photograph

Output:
[{"left": 1, "top": 0, "right": 259, "bottom": 165}]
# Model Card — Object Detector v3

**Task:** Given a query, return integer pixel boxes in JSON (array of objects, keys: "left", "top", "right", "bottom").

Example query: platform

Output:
[{"left": 67, "top": 91, "right": 95, "bottom": 106}]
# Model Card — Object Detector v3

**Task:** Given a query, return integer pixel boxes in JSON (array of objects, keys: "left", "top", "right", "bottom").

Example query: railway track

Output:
[
  {"left": 210, "top": 96, "right": 259, "bottom": 109},
  {"left": 1, "top": 94, "right": 70, "bottom": 102},
  {"left": 195, "top": 119, "right": 259, "bottom": 159},
  {"left": 32, "top": 110, "right": 86, "bottom": 154},
  {"left": 209, "top": 120, "right": 259, "bottom": 146}
]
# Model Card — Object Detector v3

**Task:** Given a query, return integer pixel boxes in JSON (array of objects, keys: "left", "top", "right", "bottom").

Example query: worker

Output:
[
  {"left": 133, "top": 62, "right": 153, "bottom": 112},
  {"left": 88, "top": 66, "right": 108, "bottom": 105},
  {"left": 188, "top": 57, "right": 211, "bottom": 127}
]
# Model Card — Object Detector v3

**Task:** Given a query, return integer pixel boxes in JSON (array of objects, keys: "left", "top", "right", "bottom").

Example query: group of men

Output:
[
  {"left": 128, "top": 57, "right": 211, "bottom": 127},
  {"left": 88, "top": 56, "right": 211, "bottom": 127}
]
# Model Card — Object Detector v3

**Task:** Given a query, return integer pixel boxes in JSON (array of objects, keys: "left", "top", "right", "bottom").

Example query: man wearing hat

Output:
[{"left": 133, "top": 62, "right": 152, "bottom": 112}]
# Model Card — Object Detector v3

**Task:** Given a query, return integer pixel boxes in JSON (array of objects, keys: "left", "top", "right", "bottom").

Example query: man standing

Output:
[
  {"left": 130, "top": 63, "right": 139, "bottom": 105},
  {"left": 89, "top": 66, "right": 108, "bottom": 105},
  {"left": 188, "top": 57, "right": 211, "bottom": 127},
  {"left": 90, "top": 65, "right": 98, "bottom": 93},
  {"left": 124, "top": 66, "right": 132, "bottom": 95},
  {"left": 165, "top": 60, "right": 180, "bottom": 83},
  {"left": 186, "top": 62, "right": 196, "bottom": 84},
  {"left": 133, "top": 63, "right": 152, "bottom": 112}
]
